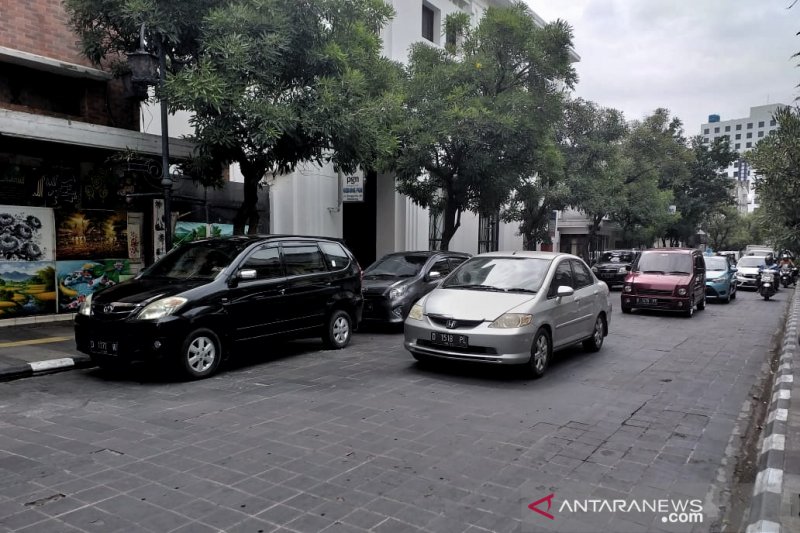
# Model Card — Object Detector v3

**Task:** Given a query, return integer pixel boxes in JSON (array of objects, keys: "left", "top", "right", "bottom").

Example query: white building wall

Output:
[{"left": 269, "top": 163, "right": 342, "bottom": 237}]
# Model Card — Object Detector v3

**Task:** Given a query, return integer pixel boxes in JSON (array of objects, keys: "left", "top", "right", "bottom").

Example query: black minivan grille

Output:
[{"left": 92, "top": 302, "right": 138, "bottom": 321}]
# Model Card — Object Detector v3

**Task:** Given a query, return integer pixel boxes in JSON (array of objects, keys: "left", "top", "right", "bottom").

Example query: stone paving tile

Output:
[{"left": 0, "top": 293, "right": 786, "bottom": 532}]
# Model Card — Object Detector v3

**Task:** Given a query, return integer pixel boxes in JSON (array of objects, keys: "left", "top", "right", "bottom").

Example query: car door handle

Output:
[{"left": 279, "top": 288, "right": 285, "bottom": 295}]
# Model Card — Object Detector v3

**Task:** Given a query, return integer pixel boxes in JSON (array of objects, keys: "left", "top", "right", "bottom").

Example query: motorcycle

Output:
[
  {"left": 780, "top": 266, "right": 794, "bottom": 288},
  {"left": 759, "top": 270, "right": 777, "bottom": 300}
]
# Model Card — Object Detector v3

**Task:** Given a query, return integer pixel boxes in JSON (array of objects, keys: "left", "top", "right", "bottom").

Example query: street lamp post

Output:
[{"left": 127, "top": 24, "right": 173, "bottom": 252}]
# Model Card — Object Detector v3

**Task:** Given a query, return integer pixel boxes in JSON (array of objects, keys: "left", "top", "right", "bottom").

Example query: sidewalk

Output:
[{"left": 0, "top": 320, "right": 92, "bottom": 381}]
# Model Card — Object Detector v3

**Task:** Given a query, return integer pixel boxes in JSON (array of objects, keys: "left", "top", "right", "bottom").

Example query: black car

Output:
[
  {"left": 74, "top": 236, "right": 363, "bottom": 379},
  {"left": 361, "top": 251, "right": 470, "bottom": 324},
  {"left": 591, "top": 250, "right": 638, "bottom": 288}
]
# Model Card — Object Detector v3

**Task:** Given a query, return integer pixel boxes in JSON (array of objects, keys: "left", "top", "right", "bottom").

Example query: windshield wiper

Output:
[
  {"left": 364, "top": 273, "right": 396, "bottom": 279},
  {"left": 506, "top": 288, "right": 537, "bottom": 294},
  {"left": 642, "top": 270, "right": 665, "bottom": 275},
  {"left": 667, "top": 271, "right": 690, "bottom": 275},
  {"left": 445, "top": 284, "right": 506, "bottom": 292}
]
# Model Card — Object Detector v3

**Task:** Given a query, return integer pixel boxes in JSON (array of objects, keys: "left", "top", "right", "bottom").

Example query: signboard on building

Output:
[{"left": 342, "top": 175, "right": 364, "bottom": 203}]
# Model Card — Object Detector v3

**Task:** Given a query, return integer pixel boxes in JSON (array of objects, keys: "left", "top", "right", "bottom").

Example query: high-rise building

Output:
[{"left": 700, "top": 104, "right": 786, "bottom": 212}]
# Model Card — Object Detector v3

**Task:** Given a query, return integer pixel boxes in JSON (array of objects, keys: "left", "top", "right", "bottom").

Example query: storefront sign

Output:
[{"left": 343, "top": 175, "right": 364, "bottom": 202}]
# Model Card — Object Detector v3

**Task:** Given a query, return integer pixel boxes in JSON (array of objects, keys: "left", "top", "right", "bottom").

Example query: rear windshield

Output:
[
  {"left": 600, "top": 251, "right": 634, "bottom": 263},
  {"left": 737, "top": 256, "right": 764, "bottom": 267},
  {"left": 634, "top": 252, "right": 692, "bottom": 274},
  {"left": 703, "top": 256, "right": 728, "bottom": 270}
]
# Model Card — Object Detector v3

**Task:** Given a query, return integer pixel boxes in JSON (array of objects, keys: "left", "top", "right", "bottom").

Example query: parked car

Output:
[
  {"left": 590, "top": 250, "right": 638, "bottom": 288},
  {"left": 703, "top": 255, "right": 737, "bottom": 303},
  {"left": 362, "top": 251, "right": 469, "bottom": 324},
  {"left": 620, "top": 248, "right": 706, "bottom": 317},
  {"left": 735, "top": 255, "right": 766, "bottom": 289},
  {"left": 404, "top": 251, "right": 611, "bottom": 378},
  {"left": 74, "top": 236, "right": 363, "bottom": 379}
]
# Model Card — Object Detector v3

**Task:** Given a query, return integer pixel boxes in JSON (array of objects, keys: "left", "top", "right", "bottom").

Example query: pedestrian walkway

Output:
[{"left": 0, "top": 321, "right": 90, "bottom": 381}]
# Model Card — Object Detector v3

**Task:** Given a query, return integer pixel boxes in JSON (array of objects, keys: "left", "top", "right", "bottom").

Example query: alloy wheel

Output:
[{"left": 187, "top": 336, "right": 216, "bottom": 373}]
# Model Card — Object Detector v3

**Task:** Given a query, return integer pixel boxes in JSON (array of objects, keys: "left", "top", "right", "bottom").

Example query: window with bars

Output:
[
  {"left": 422, "top": 4, "right": 435, "bottom": 42},
  {"left": 478, "top": 212, "right": 499, "bottom": 253}
]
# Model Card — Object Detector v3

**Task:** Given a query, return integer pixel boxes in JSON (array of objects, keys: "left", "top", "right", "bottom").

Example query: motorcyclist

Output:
[
  {"left": 778, "top": 251, "right": 797, "bottom": 284},
  {"left": 761, "top": 253, "right": 781, "bottom": 290}
]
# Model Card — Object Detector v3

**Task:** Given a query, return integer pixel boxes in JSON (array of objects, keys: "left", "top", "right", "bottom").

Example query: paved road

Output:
[{"left": 0, "top": 289, "right": 789, "bottom": 533}]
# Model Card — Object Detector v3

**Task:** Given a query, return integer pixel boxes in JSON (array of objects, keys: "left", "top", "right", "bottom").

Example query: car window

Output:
[
  {"left": 241, "top": 246, "right": 283, "bottom": 280},
  {"left": 703, "top": 256, "right": 728, "bottom": 270},
  {"left": 600, "top": 251, "right": 634, "bottom": 263},
  {"left": 141, "top": 240, "right": 247, "bottom": 280},
  {"left": 442, "top": 257, "right": 551, "bottom": 292},
  {"left": 365, "top": 254, "right": 428, "bottom": 277},
  {"left": 448, "top": 256, "right": 467, "bottom": 270},
  {"left": 570, "top": 259, "right": 593, "bottom": 289},
  {"left": 319, "top": 242, "right": 351, "bottom": 271},
  {"left": 429, "top": 258, "right": 451, "bottom": 277},
  {"left": 548, "top": 260, "right": 574, "bottom": 298},
  {"left": 282, "top": 244, "right": 328, "bottom": 276}
]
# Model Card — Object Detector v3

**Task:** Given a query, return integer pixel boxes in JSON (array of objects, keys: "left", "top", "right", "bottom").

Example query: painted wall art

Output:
[
  {"left": 174, "top": 222, "right": 237, "bottom": 246},
  {"left": 0, "top": 205, "right": 55, "bottom": 261},
  {"left": 0, "top": 261, "right": 57, "bottom": 318},
  {"left": 56, "top": 210, "right": 128, "bottom": 260},
  {"left": 57, "top": 259, "right": 132, "bottom": 311}
]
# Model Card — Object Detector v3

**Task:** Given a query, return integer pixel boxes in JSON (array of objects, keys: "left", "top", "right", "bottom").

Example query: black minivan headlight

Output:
[{"left": 137, "top": 296, "right": 188, "bottom": 320}]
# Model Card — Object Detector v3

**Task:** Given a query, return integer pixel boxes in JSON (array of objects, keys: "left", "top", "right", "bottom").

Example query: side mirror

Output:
[
  {"left": 556, "top": 286, "right": 574, "bottom": 298},
  {"left": 427, "top": 271, "right": 442, "bottom": 281},
  {"left": 238, "top": 269, "right": 257, "bottom": 280}
]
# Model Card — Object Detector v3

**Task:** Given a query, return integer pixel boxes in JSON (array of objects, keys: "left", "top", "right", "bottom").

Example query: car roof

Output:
[
  {"left": 183, "top": 234, "right": 345, "bottom": 245},
  {"left": 381, "top": 250, "right": 470, "bottom": 258},
  {"left": 640, "top": 248, "right": 697, "bottom": 254},
  {"left": 475, "top": 251, "right": 582, "bottom": 261}
]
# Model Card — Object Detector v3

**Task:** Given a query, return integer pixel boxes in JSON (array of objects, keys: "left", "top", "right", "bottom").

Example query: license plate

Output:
[
  {"left": 89, "top": 339, "right": 119, "bottom": 355},
  {"left": 637, "top": 298, "right": 658, "bottom": 305},
  {"left": 430, "top": 332, "right": 469, "bottom": 348},
  {"left": 601, "top": 273, "right": 615, "bottom": 279}
]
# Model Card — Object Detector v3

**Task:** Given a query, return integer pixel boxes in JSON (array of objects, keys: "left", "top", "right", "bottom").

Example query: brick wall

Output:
[{"left": 0, "top": 0, "right": 139, "bottom": 130}]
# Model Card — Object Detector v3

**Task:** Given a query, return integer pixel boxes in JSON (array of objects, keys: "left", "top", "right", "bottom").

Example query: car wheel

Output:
[
  {"left": 731, "top": 285, "right": 737, "bottom": 299},
  {"left": 582, "top": 315, "right": 605, "bottom": 352},
  {"left": 697, "top": 296, "right": 706, "bottom": 311},
  {"left": 528, "top": 328, "right": 552, "bottom": 379},
  {"left": 621, "top": 305, "right": 632, "bottom": 314},
  {"left": 725, "top": 290, "right": 731, "bottom": 303},
  {"left": 684, "top": 303, "right": 694, "bottom": 318},
  {"left": 322, "top": 310, "right": 352, "bottom": 349},
  {"left": 178, "top": 328, "right": 221, "bottom": 380}
]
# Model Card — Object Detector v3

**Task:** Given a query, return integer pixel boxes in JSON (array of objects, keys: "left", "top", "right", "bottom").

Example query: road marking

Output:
[{"left": 0, "top": 336, "right": 72, "bottom": 349}]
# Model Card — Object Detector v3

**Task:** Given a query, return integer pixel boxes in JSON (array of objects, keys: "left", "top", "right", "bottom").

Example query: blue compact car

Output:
[{"left": 704, "top": 255, "right": 737, "bottom": 303}]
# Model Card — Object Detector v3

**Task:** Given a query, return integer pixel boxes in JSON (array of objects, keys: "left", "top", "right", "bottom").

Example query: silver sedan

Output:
[{"left": 404, "top": 251, "right": 612, "bottom": 377}]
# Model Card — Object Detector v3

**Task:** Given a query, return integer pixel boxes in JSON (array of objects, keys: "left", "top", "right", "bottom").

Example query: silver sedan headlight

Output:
[
  {"left": 488, "top": 313, "right": 533, "bottom": 329},
  {"left": 407, "top": 302, "right": 424, "bottom": 321}
]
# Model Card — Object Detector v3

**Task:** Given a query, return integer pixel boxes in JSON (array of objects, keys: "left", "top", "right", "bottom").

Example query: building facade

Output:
[
  {"left": 0, "top": 0, "right": 195, "bottom": 320},
  {"left": 700, "top": 104, "right": 786, "bottom": 213}
]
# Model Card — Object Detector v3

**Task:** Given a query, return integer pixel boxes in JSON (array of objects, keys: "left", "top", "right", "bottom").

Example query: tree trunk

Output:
[
  {"left": 440, "top": 183, "right": 461, "bottom": 251},
  {"left": 234, "top": 160, "right": 265, "bottom": 235}
]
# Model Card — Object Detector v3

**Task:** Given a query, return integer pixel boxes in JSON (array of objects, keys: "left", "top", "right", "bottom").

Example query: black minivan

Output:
[{"left": 74, "top": 236, "right": 363, "bottom": 379}]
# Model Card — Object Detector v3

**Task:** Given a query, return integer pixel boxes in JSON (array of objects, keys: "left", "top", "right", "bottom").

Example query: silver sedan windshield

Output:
[{"left": 442, "top": 257, "right": 552, "bottom": 292}]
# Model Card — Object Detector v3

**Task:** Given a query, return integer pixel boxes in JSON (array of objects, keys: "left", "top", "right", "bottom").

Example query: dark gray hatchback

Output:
[
  {"left": 75, "top": 235, "right": 363, "bottom": 379},
  {"left": 361, "top": 251, "right": 470, "bottom": 324}
]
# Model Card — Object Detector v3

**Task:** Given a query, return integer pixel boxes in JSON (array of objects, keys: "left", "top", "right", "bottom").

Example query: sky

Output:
[{"left": 524, "top": 0, "right": 798, "bottom": 134}]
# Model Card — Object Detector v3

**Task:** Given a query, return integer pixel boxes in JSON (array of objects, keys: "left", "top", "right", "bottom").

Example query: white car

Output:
[
  {"left": 735, "top": 255, "right": 766, "bottom": 289},
  {"left": 404, "top": 252, "right": 612, "bottom": 378}
]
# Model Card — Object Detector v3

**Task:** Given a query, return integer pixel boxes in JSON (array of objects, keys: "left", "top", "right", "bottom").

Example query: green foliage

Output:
[
  {"left": 704, "top": 206, "right": 747, "bottom": 251},
  {"left": 389, "top": 1, "right": 576, "bottom": 250},
  {"left": 748, "top": 106, "right": 800, "bottom": 251}
]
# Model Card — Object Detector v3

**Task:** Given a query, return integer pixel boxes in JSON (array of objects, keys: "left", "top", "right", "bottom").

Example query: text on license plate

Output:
[
  {"left": 89, "top": 339, "right": 119, "bottom": 355},
  {"left": 430, "top": 332, "right": 469, "bottom": 348},
  {"left": 637, "top": 298, "right": 658, "bottom": 305}
]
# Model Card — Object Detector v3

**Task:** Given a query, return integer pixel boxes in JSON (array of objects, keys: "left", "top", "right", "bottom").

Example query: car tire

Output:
[
  {"left": 322, "top": 310, "right": 352, "bottom": 349},
  {"left": 697, "top": 296, "right": 706, "bottom": 311},
  {"left": 621, "top": 306, "right": 632, "bottom": 314},
  {"left": 731, "top": 285, "right": 737, "bottom": 300},
  {"left": 528, "top": 328, "right": 552, "bottom": 379},
  {"left": 725, "top": 290, "right": 731, "bottom": 303},
  {"left": 178, "top": 328, "right": 222, "bottom": 380},
  {"left": 582, "top": 315, "right": 605, "bottom": 352},
  {"left": 684, "top": 303, "right": 694, "bottom": 318}
]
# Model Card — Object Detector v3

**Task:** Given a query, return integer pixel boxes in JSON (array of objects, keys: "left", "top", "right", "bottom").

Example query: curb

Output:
[
  {"left": 746, "top": 286, "right": 800, "bottom": 533},
  {"left": 0, "top": 355, "right": 94, "bottom": 382}
]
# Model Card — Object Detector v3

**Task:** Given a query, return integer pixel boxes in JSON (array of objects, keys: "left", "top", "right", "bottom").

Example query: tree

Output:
[
  {"left": 613, "top": 109, "right": 688, "bottom": 246},
  {"left": 560, "top": 99, "right": 628, "bottom": 257},
  {"left": 704, "top": 206, "right": 746, "bottom": 251},
  {"left": 389, "top": 2, "right": 576, "bottom": 250},
  {"left": 66, "top": 0, "right": 401, "bottom": 235},
  {"left": 748, "top": 106, "right": 800, "bottom": 251},
  {"left": 665, "top": 136, "right": 736, "bottom": 246},
  {"left": 167, "top": 0, "right": 401, "bottom": 234}
]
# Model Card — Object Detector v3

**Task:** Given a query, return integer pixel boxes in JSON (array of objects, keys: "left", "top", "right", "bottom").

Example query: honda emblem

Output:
[{"left": 446, "top": 319, "right": 457, "bottom": 329}]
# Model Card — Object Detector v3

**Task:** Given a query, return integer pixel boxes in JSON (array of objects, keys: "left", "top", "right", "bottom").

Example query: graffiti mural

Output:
[
  {"left": 56, "top": 210, "right": 128, "bottom": 260},
  {"left": 0, "top": 205, "right": 55, "bottom": 261},
  {"left": 57, "top": 259, "right": 132, "bottom": 311},
  {"left": 0, "top": 261, "right": 57, "bottom": 318}
]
